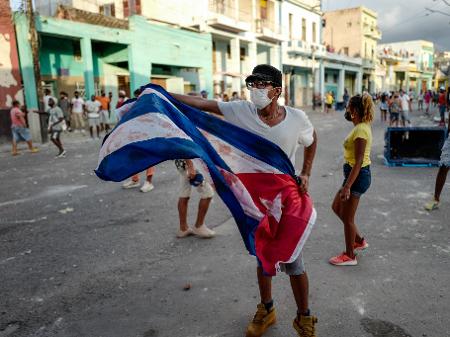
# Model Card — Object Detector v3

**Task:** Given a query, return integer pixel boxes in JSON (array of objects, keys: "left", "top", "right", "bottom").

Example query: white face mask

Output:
[{"left": 250, "top": 88, "right": 274, "bottom": 110}]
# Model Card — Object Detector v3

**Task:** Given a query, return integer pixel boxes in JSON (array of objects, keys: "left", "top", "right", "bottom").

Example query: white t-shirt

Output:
[
  {"left": 85, "top": 100, "right": 101, "bottom": 118},
  {"left": 71, "top": 97, "right": 85, "bottom": 113},
  {"left": 43, "top": 95, "right": 57, "bottom": 112},
  {"left": 400, "top": 95, "right": 410, "bottom": 111},
  {"left": 218, "top": 101, "right": 314, "bottom": 166}
]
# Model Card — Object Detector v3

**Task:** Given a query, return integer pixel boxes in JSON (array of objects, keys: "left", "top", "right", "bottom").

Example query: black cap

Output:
[{"left": 245, "top": 64, "right": 282, "bottom": 87}]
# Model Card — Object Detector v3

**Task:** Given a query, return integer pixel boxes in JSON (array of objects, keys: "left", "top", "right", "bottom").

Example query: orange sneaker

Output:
[
  {"left": 354, "top": 239, "right": 369, "bottom": 251},
  {"left": 329, "top": 252, "right": 357, "bottom": 266}
]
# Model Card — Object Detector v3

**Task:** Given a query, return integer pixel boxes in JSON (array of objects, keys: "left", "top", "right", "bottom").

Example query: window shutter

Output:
[
  {"left": 135, "top": 0, "right": 141, "bottom": 15},
  {"left": 111, "top": 3, "right": 115, "bottom": 17},
  {"left": 123, "top": 0, "right": 129, "bottom": 17}
]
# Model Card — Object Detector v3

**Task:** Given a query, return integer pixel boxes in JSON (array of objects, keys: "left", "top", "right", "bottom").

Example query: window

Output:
[
  {"left": 123, "top": 0, "right": 141, "bottom": 16},
  {"left": 312, "top": 22, "right": 316, "bottom": 43},
  {"left": 227, "top": 44, "right": 231, "bottom": 59},
  {"left": 344, "top": 47, "right": 349, "bottom": 56},
  {"left": 289, "top": 13, "right": 293, "bottom": 40},
  {"left": 347, "top": 21, "right": 352, "bottom": 28},
  {"left": 100, "top": 3, "right": 115, "bottom": 17},
  {"left": 73, "top": 41, "right": 82, "bottom": 61},
  {"left": 240, "top": 47, "right": 246, "bottom": 61},
  {"left": 301, "top": 18, "right": 306, "bottom": 42}
]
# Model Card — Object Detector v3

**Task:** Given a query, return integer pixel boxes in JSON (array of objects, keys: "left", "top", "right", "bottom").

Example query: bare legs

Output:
[
  {"left": 332, "top": 191, "right": 362, "bottom": 258},
  {"left": 178, "top": 197, "right": 212, "bottom": 232},
  {"left": 434, "top": 167, "right": 450, "bottom": 202}
]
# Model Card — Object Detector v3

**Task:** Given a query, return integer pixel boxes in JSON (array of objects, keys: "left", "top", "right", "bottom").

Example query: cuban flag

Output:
[{"left": 96, "top": 84, "right": 316, "bottom": 276}]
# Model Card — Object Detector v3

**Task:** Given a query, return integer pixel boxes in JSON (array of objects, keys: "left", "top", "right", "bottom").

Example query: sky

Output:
[{"left": 323, "top": 0, "right": 450, "bottom": 51}]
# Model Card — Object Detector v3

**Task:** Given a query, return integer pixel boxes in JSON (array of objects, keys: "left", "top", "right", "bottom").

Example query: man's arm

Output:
[
  {"left": 170, "top": 93, "right": 222, "bottom": 116},
  {"left": 298, "top": 130, "right": 317, "bottom": 194}
]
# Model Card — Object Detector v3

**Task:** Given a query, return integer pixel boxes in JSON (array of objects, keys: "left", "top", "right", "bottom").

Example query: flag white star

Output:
[{"left": 259, "top": 192, "right": 283, "bottom": 223}]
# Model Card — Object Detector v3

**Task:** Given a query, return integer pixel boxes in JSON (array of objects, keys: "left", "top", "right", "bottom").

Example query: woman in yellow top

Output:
[
  {"left": 325, "top": 91, "right": 334, "bottom": 113},
  {"left": 330, "top": 93, "right": 374, "bottom": 266}
]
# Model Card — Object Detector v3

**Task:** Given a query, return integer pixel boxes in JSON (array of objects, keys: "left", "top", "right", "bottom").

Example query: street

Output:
[{"left": 1, "top": 107, "right": 449, "bottom": 337}]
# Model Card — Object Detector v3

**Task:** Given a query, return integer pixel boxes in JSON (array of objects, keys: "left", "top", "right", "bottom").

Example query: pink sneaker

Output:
[
  {"left": 354, "top": 239, "right": 369, "bottom": 251},
  {"left": 329, "top": 252, "right": 357, "bottom": 266}
]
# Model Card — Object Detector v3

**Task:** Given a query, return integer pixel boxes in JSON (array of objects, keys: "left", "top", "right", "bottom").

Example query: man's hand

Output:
[{"left": 298, "top": 174, "right": 309, "bottom": 194}]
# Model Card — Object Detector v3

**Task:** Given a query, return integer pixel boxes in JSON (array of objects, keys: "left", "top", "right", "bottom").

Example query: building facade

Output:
[
  {"left": 378, "top": 40, "right": 434, "bottom": 94},
  {"left": 323, "top": 6, "right": 381, "bottom": 93},
  {"left": 434, "top": 51, "right": 450, "bottom": 91}
]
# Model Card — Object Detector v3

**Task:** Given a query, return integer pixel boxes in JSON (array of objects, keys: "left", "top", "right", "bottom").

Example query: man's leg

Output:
[
  {"left": 194, "top": 197, "right": 211, "bottom": 228},
  {"left": 12, "top": 138, "right": 18, "bottom": 155},
  {"left": 89, "top": 125, "right": 94, "bottom": 138},
  {"left": 96, "top": 125, "right": 100, "bottom": 137},
  {"left": 178, "top": 197, "right": 189, "bottom": 232},
  {"left": 434, "top": 167, "right": 450, "bottom": 202},
  {"left": 290, "top": 273, "right": 309, "bottom": 315},
  {"left": 257, "top": 267, "right": 272, "bottom": 304}
]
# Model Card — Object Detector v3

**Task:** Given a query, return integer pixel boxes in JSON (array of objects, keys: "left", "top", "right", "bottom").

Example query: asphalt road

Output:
[{"left": 1, "top": 105, "right": 449, "bottom": 337}]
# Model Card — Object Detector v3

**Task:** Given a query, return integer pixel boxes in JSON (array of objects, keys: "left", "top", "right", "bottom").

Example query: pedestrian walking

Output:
[
  {"left": 424, "top": 121, "right": 450, "bottom": 211},
  {"left": 425, "top": 90, "right": 432, "bottom": 116},
  {"left": 325, "top": 91, "right": 333, "bottom": 113},
  {"left": 170, "top": 64, "right": 319, "bottom": 337},
  {"left": 71, "top": 91, "right": 85, "bottom": 133},
  {"left": 380, "top": 92, "right": 388, "bottom": 123},
  {"left": 399, "top": 90, "right": 411, "bottom": 126},
  {"left": 174, "top": 159, "right": 215, "bottom": 238},
  {"left": 408, "top": 88, "right": 415, "bottom": 112},
  {"left": 85, "top": 95, "right": 101, "bottom": 139},
  {"left": 58, "top": 91, "right": 71, "bottom": 131},
  {"left": 330, "top": 93, "right": 374, "bottom": 266},
  {"left": 438, "top": 87, "right": 447, "bottom": 126},
  {"left": 343, "top": 88, "right": 350, "bottom": 108},
  {"left": 96, "top": 90, "right": 111, "bottom": 133},
  {"left": 10, "top": 100, "right": 39, "bottom": 156},
  {"left": 47, "top": 98, "right": 66, "bottom": 158},
  {"left": 389, "top": 92, "right": 401, "bottom": 127},
  {"left": 231, "top": 91, "right": 240, "bottom": 101},
  {"left": 418, "top": 90, "right": 424, "bottom": 112}
]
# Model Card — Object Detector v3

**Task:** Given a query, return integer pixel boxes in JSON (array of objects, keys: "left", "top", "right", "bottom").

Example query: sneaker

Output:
[
  {"left": 192, "top": 224, "right": 215, "bottom": 238},
  {"left": 246, "top": 303, "right": 276, "bottom": 337},
  {"left": 293, "top": 315, "right": 318, "bottom": 337},
  {"left": 424, "top": 200, "right": 439, "bottom": 211},
  {"left": 30, "top": 148, "right": 39, "bottom": 153},
  {"left": 12, "top": 151, "right": 19, "bottom": 156},
  {"left": 329, "top": 252, "right": 357, "bottom": 266},
  {"left": 354, "top": 238, "right": 369, "bottom": 251},
  {"left": 140, "top": 181, "right": 154, "bottom": 193},
  {"left": 176, "top": 227, "right": 193, "bottom": 238},
  {"left": 55, "top": 150, "right": 66, "bottom": 158},
  {"left": 122, "top": 180, "right": 140, "bottom": 189}
]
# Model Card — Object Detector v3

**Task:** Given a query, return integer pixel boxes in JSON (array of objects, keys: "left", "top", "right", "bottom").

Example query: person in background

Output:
[
  {"left": 47, "top": 98, "right": 66, "bottom": 158},
  {"left": 325, "top": 91, "right": 333, "bottom": 113},
  {"left": 424, "top": 90, "right": 432, "bottom": 116},
  {"left": 10, "top": 100, "right": 39, "bottom": 156},
  {"left": 438, "top": 87, "right": 447, "bottom": 127},
  {"left": 389, "top": 92, "right": 401, "bottom": 127},
  {"left": 85, "top": 95, "right": 101, "bottom": 139},
  {"left": 108, "top": 91, "right": 113, "bottom": 120},
  {"left": 121, "top": 88, "right": 156, "bottom": 193},
  {"left": 222, "top": 93, "right": 230, "bottom": 102},
  {"left": 343, "top": 88, "right": 350, "bottom": 108},
  {"left": 231, "top": 91, "right": 240, "bottom": 101},
  {"left": 96, "top": 90, "right": 111, "bottom": 133},
  {"left": 116, "top": 90, "right": 128, "bottom": 109},
  {"left": 200, "top": 90, "right": 208, "bottom": 99},
  {"left": 330, "top": 94, "right": 374, "bottom": 266},
  {"left": 71, "top": 91, "right": 85, "bottom": 133},
  {"left": 417, "top": 90, "right": 424, "bottom": 112},
  {"left": 408, "top": 88, "right": 415, "bottom": 112},
  {"left": 380, "top": 92, "right": 388, "bottom": 123},
  {"left": 175, "top": 159, "right": 215, "bottom": 238},
  {"left": 399, "top": 90, "right": 411, "bottom": 126},
  {"left": 43, "top": 88, "right": 57, "bottom": 113},
  {"left": 424, "top": 120, "right": 450, "bottom": 211},
  {"left": 58, "top": 91, "right": 71, "bottom": 131}
]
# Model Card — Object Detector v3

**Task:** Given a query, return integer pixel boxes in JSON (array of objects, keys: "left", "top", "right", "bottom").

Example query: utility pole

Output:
[{"left": 26, "top": 0, "right": 43, "bottom": 109}]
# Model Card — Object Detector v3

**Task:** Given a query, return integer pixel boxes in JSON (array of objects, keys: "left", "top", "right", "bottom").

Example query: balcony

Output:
[
  {"left": 287, "top": 40, "right": 325, "bottom": 57},
  {"left": 362, "top": 58, "right": 375, "bottom": 69},
  {"left": 363, "top": 25, "right": 382, "bottom": 40},
  {"left": 255, "top": 18, "right": 284, "bottom": 43},
  {"left": 207, "top": 0, "right": 251, "bottom": 33}
]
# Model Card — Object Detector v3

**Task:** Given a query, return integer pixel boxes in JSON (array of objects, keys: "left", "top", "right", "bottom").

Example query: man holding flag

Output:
[{"left": 171, "top": 65, "right": 318, "bottom": 337}]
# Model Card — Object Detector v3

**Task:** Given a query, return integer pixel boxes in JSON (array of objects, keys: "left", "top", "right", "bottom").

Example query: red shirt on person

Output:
[
  {"left": 10, "top": 107, "right": 26, "bottom": 127},
  {"left": 438, "top": 92, "right": 446, "bottom": 106}
]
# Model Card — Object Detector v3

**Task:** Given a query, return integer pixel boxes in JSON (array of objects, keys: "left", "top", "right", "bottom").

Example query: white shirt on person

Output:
[
  {"left": 71, "top": 97, "right": 85, "bottom": 113},
  {"left": 218, "top": 100, "right": 314, "bottom": 166},
  {"left": 85, "top": 100, "right": 101, "bottom": 118},
  {"left": 400, "top": 94, "right": 410, "bottom": 111}
]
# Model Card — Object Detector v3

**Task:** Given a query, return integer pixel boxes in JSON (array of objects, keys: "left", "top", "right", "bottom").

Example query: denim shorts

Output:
[
  {"left": 257, "top": 252, "right": 305, "bottom": 276},
  {"left": 343, "top": 163, "right": 371, "bottom": 197},
  {"left": 439, "top": 105, "right": 446, "bottom": 119},
  {"left": 11, "top": 126, "right": 31, "bottom": 142}
]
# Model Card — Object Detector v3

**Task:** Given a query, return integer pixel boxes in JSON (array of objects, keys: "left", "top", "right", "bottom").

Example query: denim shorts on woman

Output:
[{"left": 343, "top": 163, "right": 371, "bottom": 197}]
